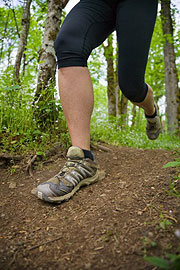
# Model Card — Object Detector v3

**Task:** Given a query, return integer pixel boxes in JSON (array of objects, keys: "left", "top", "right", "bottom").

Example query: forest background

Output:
[{"left": 0, "top": 0, "right": 180, "bottom": 156}]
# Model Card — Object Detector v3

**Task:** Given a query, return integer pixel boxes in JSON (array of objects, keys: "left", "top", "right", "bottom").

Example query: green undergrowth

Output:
[
  {"left": 90, "top": 115, "right": 180, "bottom": 150},
  {"left": 91, "top": 84, "right": 180, "bottom": 150},
  {"left": 0, "top": 101, "right": 71, "bottom": 154},
  {"left": 0, "top": 72, "right": 71, "bottom": 154},
  {"left": 0, "top": 81, "right": 179, "bottom": 154}
]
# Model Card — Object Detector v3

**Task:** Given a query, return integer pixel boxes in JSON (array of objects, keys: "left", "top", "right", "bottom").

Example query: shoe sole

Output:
[
  {"left": 32, "top": 171, "right": 101, "bottom": 204},
  {"left": 146, "top": 104, "right": 161, "bottom": 140},
  {"left": 146, "top": 127, "right": 161, "bottom": 140}
]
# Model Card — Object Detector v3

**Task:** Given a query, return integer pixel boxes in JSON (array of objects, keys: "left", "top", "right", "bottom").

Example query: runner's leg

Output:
[
  {"left": 34, "top": 0, "right": 117, "bottom": 203},
  {"left": 54, "top": 0, "right": 115, "bottom": 150},
  {"left": 115, "top": 0, "right": 158, "bottom": 115}
]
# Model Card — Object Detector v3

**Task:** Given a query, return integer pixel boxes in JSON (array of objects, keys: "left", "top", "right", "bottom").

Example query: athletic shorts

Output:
[{"left": 54, "top": 0, "right": 158, "bottom": 102}]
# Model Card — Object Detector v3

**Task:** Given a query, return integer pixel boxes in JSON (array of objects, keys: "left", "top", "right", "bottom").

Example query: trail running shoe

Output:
[
  {"left": 146, "top": 105, "right": 161, "bottom": 140},
  {"left": 33, "top": 146, "right": 99, "bottom": 203}
]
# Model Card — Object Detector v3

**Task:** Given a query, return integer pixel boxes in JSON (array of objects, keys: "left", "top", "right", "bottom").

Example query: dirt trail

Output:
[{"left": 0, "top": 145, "right": 179, "bottom": 270}]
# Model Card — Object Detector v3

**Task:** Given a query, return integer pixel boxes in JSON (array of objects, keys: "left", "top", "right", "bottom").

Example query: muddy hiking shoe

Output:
[
  {"left": 145, "top": 104, "right": 161, "bottom": 140},
  {"left": 33, "top": 146, "right": 99, "bottom": 203}
]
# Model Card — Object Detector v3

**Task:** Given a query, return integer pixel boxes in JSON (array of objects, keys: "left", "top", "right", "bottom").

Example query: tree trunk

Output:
[
  {"left": 118, "top": 94, "right": 128, "bottom": 116},
  {"left": 14, "top": 0, "right": 32, "bottom": 81},
  {"left": 114, "top": 47, "right": 128, "bottom": 123},
  {"left": 160, "top": 0, "right": 179, "bottom": 133},
  {"left": 0, "top": 9, "right": 10, "bottom": 62},
  {"left": 34, "top": 0, "right": 69, "bottom": 128},
  {"left": 118, "top": 92, "right": 128, "bottom": 125},
  {"left": 131, "top": 104, "right": 136, "bottom": 127},
  {"left": 22, "top": 51, "right": 26, "bottom": 77},
  {"left": 115, "top": 84, "right": 120, "bottom": 117},
  {"left": 103, "top": 34, "right": 116, "bottom": 117},
  {"left": 177, "top": 88, "right": 180, "bottom": 136}
]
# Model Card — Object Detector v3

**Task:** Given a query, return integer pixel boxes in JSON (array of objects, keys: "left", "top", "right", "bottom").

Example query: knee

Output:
[
  {"left": 54, "top": 30, "right": 87, "bottom": 69},
  {"left": 118, "top": 77, "right": 148, "bottom": 103}
]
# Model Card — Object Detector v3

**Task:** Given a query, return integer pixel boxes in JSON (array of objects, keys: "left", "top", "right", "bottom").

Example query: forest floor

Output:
[{"left": 0, "top": 144, "right": 180, "bottom": 270}]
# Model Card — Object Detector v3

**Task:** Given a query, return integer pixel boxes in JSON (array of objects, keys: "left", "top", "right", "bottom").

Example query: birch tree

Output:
[
  {"left": 115, "top": 47, "right": 128, "bottom": 124},
  {"left": 14, "top": 0, "right": 32, "bottom": 81},
  {"left": 160, "top": 0, "right": 179, "bottom": 133},
  {"left": 103, "top": 34, "right": 116, "bottom": 117},
  {"left": 34, "top": 0, "right": 69, "bottom": 126}
]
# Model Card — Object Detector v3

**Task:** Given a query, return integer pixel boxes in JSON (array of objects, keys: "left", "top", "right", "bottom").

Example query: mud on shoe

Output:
[
  {"left": 145, "top": 105, "right": 161, "bottom": 140},
  {"left": 32, "top": 146, "right": 99, "bottom": 203}
]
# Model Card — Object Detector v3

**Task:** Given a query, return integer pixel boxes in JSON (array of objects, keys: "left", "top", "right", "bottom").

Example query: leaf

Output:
[
  {"left": 159, "top": 219, "right": 172, "bottom": 229},
  {"left": 5, "top": 85, "right": 20, "bottom": 91},
  {"left": 36, "top": 151, "right": 45, "bottom": 157},
  {"left": 163, "top": 161, "right": 180, "bottom": 168},
  {"left": 167, "top": 254, "right": 180, "bottom": 270},
  {"left": 144, "top": 256, "right": 170, "bottom": 269},
  {"left": 11, "top": 140, "right": 17, "bottom": 144},
  {"left": 167, "top": 253, "right": 180, "bottom": 261}
]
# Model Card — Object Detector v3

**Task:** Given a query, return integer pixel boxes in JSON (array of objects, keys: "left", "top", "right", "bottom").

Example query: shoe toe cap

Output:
[{"left": 37, "top": 183, "right": 56, "bottom": 197}]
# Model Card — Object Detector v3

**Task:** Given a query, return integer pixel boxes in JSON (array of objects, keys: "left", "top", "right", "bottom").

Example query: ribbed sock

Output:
[
  {"left": 145, "top": 105, "right": 157, "bottom": 119},
  {"left": 82, "top": 149, "right": 94, "bottom": 161}
]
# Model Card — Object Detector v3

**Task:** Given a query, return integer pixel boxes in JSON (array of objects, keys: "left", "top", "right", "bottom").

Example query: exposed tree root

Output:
[
  {"left": 26, "top": 143, "right": 63, "bottom": 176},
  {"left": 91, "top": 143, "right": 113, "bottom": 152},
  {"left": 26, "top": 154, "right": 37, "bottom": 177}
]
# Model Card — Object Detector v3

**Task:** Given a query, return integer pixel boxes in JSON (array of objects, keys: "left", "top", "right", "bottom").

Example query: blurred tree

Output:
[
  {"left": 115, "top": 46, "right": 128, "bottom": 125},
  {"left": 160, "top": 0, "right": 179, "bottom": 133},
  {"left": 103, "top": 34, "right": 116, "bottom": 117},
  {"left": 14, "top": 0, "right": 32, "bottom": 81}
]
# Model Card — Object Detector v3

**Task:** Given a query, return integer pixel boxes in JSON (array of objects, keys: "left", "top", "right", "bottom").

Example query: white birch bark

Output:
[
  {"left": 160, "top": 0, "right": 179, "bottom": 133},
  {"left": 14, "top": 0, "right": 32, "bottom": 81},
  {"left": 35, "top": 0, "right": 69, "bottom": 101}
]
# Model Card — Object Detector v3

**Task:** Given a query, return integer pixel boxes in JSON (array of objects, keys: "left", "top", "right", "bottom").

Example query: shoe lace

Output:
[
  {"left": 149, "top": 124, "right": 156, "bottom": 130},
  {"left": 147, "top": 120, "right": 157, "bottom": 130},
  {"left": 55, "top": 158, "right": 83, "bottom": 180}
]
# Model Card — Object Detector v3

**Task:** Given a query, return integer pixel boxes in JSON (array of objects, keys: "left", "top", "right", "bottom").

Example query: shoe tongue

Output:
[
  {"left": 147, "top": 117, "right": 157, "bottom": 123},
  {"left": 66, "top": 146, "right": 84, "bottom": 159}
]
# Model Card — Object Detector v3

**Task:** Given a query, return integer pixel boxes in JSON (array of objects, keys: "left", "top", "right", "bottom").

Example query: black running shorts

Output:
[{"left": 54, "top": 0, "right": 158, "bottom": 102}]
